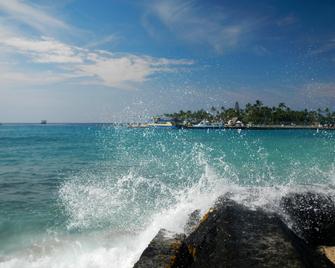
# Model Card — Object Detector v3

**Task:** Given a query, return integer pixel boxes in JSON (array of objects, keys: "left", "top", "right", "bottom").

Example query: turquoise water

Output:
[{"left": 0, "top": 124, "right": 334, "bottom": 267}]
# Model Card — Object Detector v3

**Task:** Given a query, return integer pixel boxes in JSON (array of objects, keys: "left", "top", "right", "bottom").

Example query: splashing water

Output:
[{"left": 0, "top": 125, "right": 334, "bottom": 267}]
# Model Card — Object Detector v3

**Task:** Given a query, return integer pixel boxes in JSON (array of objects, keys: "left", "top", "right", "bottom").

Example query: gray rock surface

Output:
[
  {"left": 134, "top": 195, "right": 335, "bottom": 268},
  {"left": 184, "top": 209, "right": 201, "bottom": 235},
  {"left": 184, "top": 198, "right": 332, "bottom": 267}
]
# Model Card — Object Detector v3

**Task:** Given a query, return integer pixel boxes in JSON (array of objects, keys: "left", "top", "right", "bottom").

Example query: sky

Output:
[{"left": 0, "top": 0, "right": 334, "bottom": 122}]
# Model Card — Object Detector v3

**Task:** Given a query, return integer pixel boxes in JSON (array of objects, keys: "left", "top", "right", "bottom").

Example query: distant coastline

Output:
[
  {"left": 1, "top": 122, "right": 334, "bottom": 130},
  {"left": 127, "top": 100, "right": 335, "bottom": 130},
  {"left": 128, "top": 122, "right": 335, "bottom": 130},
  {"left": 166, "top": 100, "right": 334, "bottom": 125},
  {"left": 1, "top": 100, "right": 334, "bottom": 130}
]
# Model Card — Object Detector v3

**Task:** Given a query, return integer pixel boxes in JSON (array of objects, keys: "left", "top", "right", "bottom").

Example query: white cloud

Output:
[
  {"left": 0, "top": 0, "right": 68, "bottom": 33},
  {"left": 85, "top": 34, "right": 120, "bottom": 49},
  {"left": 78, "top": 54, "right": 193, "bottom": 88},
  {"left": 0, "top": 36, "right": 84, "bottom": 63},
  {"left": 143, "top": 0, "right": 255, "bottom": 54},
  {"left": 0, "top": 32, "right": 193, "bottom": 88},
  {"left": 0, "top": 0, "right": 194, "bottom": 89}
]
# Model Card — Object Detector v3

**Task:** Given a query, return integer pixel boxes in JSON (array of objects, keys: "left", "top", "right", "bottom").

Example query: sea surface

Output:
[{"left": 0, "top": 124, "right": 334, "bottom": 267}]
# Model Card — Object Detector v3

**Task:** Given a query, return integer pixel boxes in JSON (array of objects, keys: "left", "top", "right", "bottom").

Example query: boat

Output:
[
  {"left": 147, "top": 117, "right": 179, "bottom": 128},
  {"left": 40, "top": 120, "right": 47, "bottom": 124},
  {"left": 128, "top": 117, "right": 182, "bottom": 129},
  {"left": 191, "top": 120, "right": 224, "bottom": 129}
]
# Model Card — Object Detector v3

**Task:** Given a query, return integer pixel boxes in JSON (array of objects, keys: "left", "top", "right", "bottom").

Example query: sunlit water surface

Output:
[{"left": 0, "top": 124, "right": 334, "bottom": 267}]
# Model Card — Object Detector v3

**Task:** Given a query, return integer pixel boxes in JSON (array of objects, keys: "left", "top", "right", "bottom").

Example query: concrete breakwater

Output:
[
  {"left": 134, "top": 192, "right": 335, "bottom": 267},
  {"left": 224, "top": 125, "right": 335, "bottom": 130}
]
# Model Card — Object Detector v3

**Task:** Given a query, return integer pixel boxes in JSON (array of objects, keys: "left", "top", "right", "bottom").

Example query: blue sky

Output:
[{"left": 0, "top": 0, "right": 334, "bottom": 122}]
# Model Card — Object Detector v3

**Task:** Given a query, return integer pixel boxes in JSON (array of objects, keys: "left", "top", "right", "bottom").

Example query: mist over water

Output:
[{"left": 0, "top": 125, "right": 334, "bottom": 267}]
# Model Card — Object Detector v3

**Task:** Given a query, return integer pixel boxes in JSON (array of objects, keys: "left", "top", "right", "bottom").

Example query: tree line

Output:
[{"left": 165, "top": 100, "right": 335, "bottom": 125}]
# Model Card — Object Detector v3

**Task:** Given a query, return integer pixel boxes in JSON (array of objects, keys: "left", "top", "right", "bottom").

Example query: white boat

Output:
[
  {"left": 191, "top": 120, "right": 224, "bottom": 129},
  {"left": 128, "top": 117, "right": 179, "bottom": 129}
]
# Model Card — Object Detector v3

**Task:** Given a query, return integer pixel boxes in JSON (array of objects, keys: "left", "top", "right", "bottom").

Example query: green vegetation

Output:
[{"left": 165, "top": 100, "right": 335, "bottom": 125}]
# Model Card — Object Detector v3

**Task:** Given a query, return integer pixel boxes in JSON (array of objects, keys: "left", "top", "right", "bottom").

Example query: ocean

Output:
[{"left": 0, "top": 124, "right": 334, "bottom": 267}]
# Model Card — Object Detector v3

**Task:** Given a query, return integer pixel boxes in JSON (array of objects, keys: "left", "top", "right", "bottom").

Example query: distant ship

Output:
[{"left": 40, "top": 120, "right": 47, "bottom": 124}]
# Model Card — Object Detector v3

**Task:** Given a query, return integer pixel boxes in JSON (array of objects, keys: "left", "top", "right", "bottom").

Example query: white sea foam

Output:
[{"left": 1, "top": 148, "right": 334, "bottom": 268}]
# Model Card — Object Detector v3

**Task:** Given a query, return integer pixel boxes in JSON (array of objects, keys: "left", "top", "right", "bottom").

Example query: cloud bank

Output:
[
  {"left": 0, "top": 0, "right": 193, "bottom": 89},
  {"left": 0, "top": 33, "right": 193, "bottom": 88}
]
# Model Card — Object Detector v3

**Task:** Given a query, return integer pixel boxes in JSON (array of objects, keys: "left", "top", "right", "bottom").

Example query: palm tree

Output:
[
  {"left": 255, "top": 100, "right": 263, "bottom": 108},
  {"left": 278, "top": 103, "right": 287, "bottom": 110}
]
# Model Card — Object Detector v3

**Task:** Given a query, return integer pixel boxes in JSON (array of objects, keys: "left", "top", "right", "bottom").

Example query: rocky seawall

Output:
[{"left": 134, "top": 192, "right": 335, "bottom": 267}]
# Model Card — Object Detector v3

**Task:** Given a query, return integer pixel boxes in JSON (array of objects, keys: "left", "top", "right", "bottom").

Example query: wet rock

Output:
[
  {"left": 185, "top": 198, "right": 333, "bottom": 267},
  {"left": 184, "top": 210, "right": 201, "bottom": 235},
  {"left": 133, "top": 229, "right": 192, "bottom": 268},
  {"left": 281, "top": 192, "right": 335, "bottom": 246},
  {"left": 134, "top": 196, "right": 335, "bottom": 268}
]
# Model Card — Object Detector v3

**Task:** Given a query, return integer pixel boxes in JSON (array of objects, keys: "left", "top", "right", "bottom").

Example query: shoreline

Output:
[
  {"left": 224, "top": 125, "right": 335, "bottom": 130},
  {"left": 180, "top": 124, "right": 335, "bottom": 130},
  {"left": 1, "top": 122, "right": 335, "bottom": 130}
]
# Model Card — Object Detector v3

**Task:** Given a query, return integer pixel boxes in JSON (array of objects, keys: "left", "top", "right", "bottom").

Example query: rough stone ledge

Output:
[{"left": 134, "top": 193, "right": 335, "bottom": 268}]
